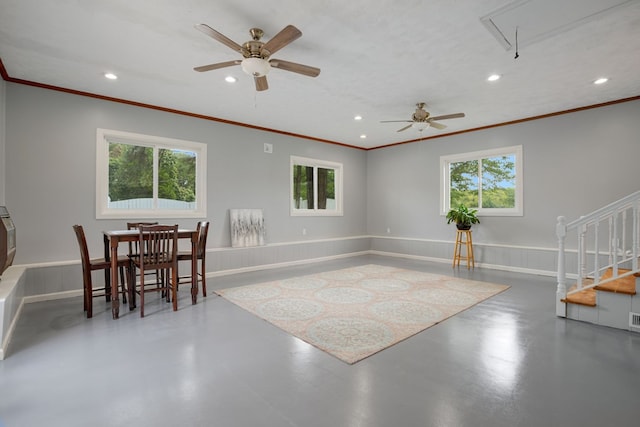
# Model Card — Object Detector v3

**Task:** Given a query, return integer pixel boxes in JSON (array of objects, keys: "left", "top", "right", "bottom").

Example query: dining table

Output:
[{"left": 103, "top": 228, "right": 199, "bottom": 319}]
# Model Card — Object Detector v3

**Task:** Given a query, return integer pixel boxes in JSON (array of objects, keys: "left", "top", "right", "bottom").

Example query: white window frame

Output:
[
  {"left": 290, "top": 155, "right": 343, "bottom": 216},
  {"left": 96, "top": 128, "right": 207, "bottom": 219},
  {"left": 440, "top": 145, "right": 523, "bottom": 216}
]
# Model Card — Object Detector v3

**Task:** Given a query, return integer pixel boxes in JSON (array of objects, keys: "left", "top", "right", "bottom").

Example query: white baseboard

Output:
[
  {"left": 208, "top": 251, "right": 371, "bottom": 277},
  {"left": 23, "top": 289, "right": 83, "bottom": 304},
  {"left": 209, "top": 249, "right": 558, "bottom": 279},
  {"left": 368, "top": 250, "right": 558, "bottom": 277}
]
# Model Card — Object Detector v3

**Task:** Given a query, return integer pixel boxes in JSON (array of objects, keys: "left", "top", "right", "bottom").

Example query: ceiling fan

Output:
[
  {"left": 381, "top": 102, "right": 465, "bottom": 132},
  {"left": 193, "top": 24, "right": 321, "bottom": 91}
]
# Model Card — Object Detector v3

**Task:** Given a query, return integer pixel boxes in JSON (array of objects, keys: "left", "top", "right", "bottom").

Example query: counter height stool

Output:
[
  {"left": 177, "top": 220, "right": 209, "bottom": 297},
  {"left": 452, "top": 229, "right": 475, "bottom": 269},
  {"left": 129, "top": 224, "right": 179, "bottom": 317},
  {"left": 126, "top": 222, "right": 162, "bottom": 295},
  {"left": 73, "top": 225, "right": 130, "bottom": 318},
  {"left": 126, "top": 222, "right": 159, "bottom": 257}
]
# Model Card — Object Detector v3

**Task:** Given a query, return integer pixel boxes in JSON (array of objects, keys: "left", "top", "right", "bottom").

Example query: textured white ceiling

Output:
[{"left": 1, "top": 0, "right": 639, "bottom": 149}]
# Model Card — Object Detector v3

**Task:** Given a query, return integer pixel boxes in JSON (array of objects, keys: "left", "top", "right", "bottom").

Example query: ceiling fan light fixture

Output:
[
  {"left": 241, "top": 57, "right": 271, "bottom": 77},
  {"left": 412, "top": 121, "right": 430, "bottom": 131}
]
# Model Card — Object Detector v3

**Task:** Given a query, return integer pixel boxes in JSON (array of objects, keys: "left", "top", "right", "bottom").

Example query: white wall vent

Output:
[
  {"left": 480, "top": 0, "right": 638, "bottom": 51},
  {"left": 630, "top": 312, "right": 640, "bottom": 329}
]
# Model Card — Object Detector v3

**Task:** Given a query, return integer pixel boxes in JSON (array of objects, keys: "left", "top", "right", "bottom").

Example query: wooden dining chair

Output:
[
  {"left": 129, "top": 224, "right": 179, "bottom": 317},
  {"left": 73, "top": 225, "right": 130, "bottom": 319},
  {"left": 126, "top": 221, "right": 161, "bottom": 285},
  {"left": 177, "top": 220, "right": 210, "bottom": 297},
  {"left": 126, "top": 222, "right": 158, "bottom": 255}
]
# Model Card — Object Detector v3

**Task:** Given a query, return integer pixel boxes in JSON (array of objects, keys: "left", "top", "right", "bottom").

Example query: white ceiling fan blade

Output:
[
  {"left": 429, "top": 113, "right": 465, "bottom": 121},
  {"left": 193, "top": 60, "right": 241, "bottom": 72},
  {"left": 270, "top": 59, "right": 320, "bottom": 77},
  {"left": 255, "top": 75, "right": 268, "bottom": 91},
  {"left": 262, "top": 25, "right": 302, "bottom": 55},
  {"left": 195, "top": 24, "right": 244, "bottom": 54},
  {"left": 428, "top": 121, "right": 447, "bottom": 130}
]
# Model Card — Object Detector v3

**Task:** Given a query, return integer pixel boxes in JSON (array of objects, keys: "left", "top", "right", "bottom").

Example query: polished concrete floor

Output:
[{"left": 1, "top": 255, "right": 639, "bottom": 427}]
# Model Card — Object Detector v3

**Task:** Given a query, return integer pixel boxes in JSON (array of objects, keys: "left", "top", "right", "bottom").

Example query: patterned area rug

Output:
[{"left": 216, "top": 264, "right": 510, "bottom": 364}]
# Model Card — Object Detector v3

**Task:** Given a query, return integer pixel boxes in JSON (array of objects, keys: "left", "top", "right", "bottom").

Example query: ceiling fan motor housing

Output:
[{"left": 241, "top": 57, "right": 271, "bottom": 76}]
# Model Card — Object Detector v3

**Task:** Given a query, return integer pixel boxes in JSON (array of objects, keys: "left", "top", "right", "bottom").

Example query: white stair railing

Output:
[{"left": 556, "top": 190, "right": 640, "bottom": 317}]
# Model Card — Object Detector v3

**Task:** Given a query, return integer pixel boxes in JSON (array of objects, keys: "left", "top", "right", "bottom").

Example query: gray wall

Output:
[
  {"left": 367, "top": 99, "right": 640, "bottom": 252},
  {"left": 5, "top": 83, "right": 367, "bottom": 265},
  {"left": 3, "top": 81, "right": 640, "bottom": 277},
  {"left": 0, "top": 79, "right": 5, "bottom": 205}
]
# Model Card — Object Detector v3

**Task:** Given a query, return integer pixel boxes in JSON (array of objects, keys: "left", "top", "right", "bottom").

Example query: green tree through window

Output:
[
  {"left": 450, "top": 159, "right": 479, "bottom": 208},
  {"left": 109, "top": 144, "right": 196, "bottom": 204},
  {"left": 442, "top": 146, "right": 522, "bottom": 216},
  {"left": 158, "top": 149, "right": 196, "bottom": 203},
  {"left": 481, "top": 155, "right": 515, "bottom": 208},
  {"left": 109, "top": 144, "right": 153, "bottom": 201},
  {"left": 291, "top": 156, "right": 343, "bottom": 216},
  {"left": 97, "top": 128, "right": 206, "bottom": 219}
]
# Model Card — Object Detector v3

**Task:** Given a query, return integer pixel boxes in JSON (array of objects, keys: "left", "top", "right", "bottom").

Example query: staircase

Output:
[{"left": 556, "top": 191, "right": 640, "bottom": 332}]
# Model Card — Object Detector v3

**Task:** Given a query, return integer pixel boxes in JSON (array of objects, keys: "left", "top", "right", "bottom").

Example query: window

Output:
[
  {"left": 441, "top": 145, "right": 522, "bottom": 216},
  {"left": 96, "top": 128, "right": 206, "bottom": 219},
  {"left": 290, "top": 156, "right": 343, "bottom": 216}
]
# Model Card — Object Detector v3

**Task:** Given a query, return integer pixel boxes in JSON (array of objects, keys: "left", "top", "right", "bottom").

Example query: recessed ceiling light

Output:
[
  {"left": 104, "top": 73, "right": 118, "bottom": 80},
  {"left": 225, "top": 76, "right": 237, "bottom": 83},
  {"left": 593, "top": 77, "right": 608, "bottom": 85},
  {"left": 354, "top": 115, "right": 362, "bottom": 121},
  {"left": 487, "top": 74, "right": 501, "bottom": 82},
  {"left": 360, "top": 134, "right": 367, "bottom": 139}
]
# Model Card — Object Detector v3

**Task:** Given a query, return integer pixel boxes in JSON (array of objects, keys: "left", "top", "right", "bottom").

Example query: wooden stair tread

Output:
[
  {"left": 594, "top": 268, "right": 637, "bottom": 295},
  {"left": 563, "top": 268, "right": 638, "bottom": 307},
  {"left": 562, "top": 283, "right": 596, "bottom": 307}
]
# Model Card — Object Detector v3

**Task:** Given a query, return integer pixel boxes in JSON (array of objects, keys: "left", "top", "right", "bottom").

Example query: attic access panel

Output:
[{"left": 480, "top": 0, "right": 637, "bottom": 51}]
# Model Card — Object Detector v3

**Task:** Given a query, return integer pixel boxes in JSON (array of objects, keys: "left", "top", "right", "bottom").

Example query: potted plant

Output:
[{"left": 446, "top": 204, "right": 480, "bottom": 230}]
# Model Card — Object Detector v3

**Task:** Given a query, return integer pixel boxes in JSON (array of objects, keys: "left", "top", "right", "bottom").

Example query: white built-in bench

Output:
[{"left": 0, "top": 265, "right": 27, "bottom": 359}]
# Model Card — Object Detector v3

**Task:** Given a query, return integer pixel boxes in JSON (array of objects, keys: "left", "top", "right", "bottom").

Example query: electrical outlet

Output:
[
  {"left": 264, "top": 143, "right": 273, "bottom": 154},
  {"left": 302, "top": 228, "right": 307, "bottom": 236},
  {"left": 386, "top": 228, "right": 391, "bottom": 234}
]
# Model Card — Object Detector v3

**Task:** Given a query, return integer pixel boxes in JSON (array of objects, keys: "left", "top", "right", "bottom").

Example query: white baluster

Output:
[
  {"left": 608, "top": 217, "right": 614, "bottom": 268},
  {"left": 594, "top": 222, "right": 600, "bottom": 283},
  {"left": 634, "top": 201, "right": 639, "bottom": 271},
  {"left": 577, "top": 223, "right": 587, "bottom": 289},
  {"left": 621, "top": 210, "right": 627, "bottom": 260},
  {"left": 612, "top": 213, "right": 619, "bottom": 276},
  {"left": 556, "top": 216, "right": 567, "bottom": 317}
]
